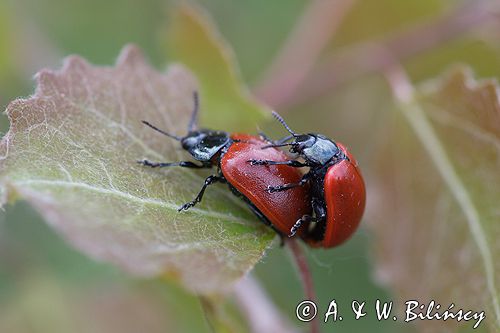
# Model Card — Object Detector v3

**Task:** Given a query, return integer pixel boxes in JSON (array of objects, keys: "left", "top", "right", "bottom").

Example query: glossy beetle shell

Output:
[
  {"left": 221, "top": 134, "right": 311, "bottom": 236},
  {"left": 304, "top": 142, "right": 366, "bottom": 248}
]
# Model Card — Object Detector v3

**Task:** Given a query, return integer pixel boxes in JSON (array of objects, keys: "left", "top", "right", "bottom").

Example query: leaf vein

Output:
[
  {"left": 15, "top": 179, "right": 258, "bottom": 225},
  {"left": 400, "top": 99, "right": 500, "bottom": 326}
]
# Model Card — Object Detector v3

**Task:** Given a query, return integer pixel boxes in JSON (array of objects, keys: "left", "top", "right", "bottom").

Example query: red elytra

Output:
[
  {"left": 140, "top": 93, "right": 312, "bottom": 238},
  {"left": 304, "top": 142, "right": 366, "bottom": 248},
  {"left": 222, "top": 134, "right": 311, "bottom": 236}
]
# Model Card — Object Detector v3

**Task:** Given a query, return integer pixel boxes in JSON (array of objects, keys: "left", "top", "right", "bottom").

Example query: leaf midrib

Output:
[
  {"left": 399, "top": 98, "right": 500, "bottom": 326},
  {"left": 14, "top": 178, "right": 258, "bottom": 226}
]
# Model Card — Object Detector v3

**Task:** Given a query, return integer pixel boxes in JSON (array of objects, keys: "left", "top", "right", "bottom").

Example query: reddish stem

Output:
[
  {"left": 286, "top": 238, "right": 320, "bottom": 333},
  {"left": 253, "top": 0, "right": 356, "bottom": 109}
]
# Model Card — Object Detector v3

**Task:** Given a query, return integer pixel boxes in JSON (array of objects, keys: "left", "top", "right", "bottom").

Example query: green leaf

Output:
[
  {"left": 371, "top": 67, "right": 500, "bottom": 331},
  {"left": 165, "top": 4, "right": 269, "bottom": 131},
  {"left": 0, "top": 1, "right": 18, "bottom": 106},
  {"left": 0, "top": 3, "right": 11, "bottom": 78},
  {"left": 0, "top": 271, "right": 210, "bottom": 333},
  {"left": 0, "top": 45, "right": 274, "bottom": 294}
]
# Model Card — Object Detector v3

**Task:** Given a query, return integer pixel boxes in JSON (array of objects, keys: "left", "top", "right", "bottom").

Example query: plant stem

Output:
[
  {"left": 286, "top": 238, "right": 320, "bottom": 333},
  {"left": 253, "top": 0, "right": 356, "bottom": 109},
  {"left": 233, "top": 275, "right": 300, "bottom": 333}
]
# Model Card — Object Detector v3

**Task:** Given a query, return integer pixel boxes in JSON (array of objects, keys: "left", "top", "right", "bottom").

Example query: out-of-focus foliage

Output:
[
  {"left": 0, "top": 3, "right": 13, "bottom": 88},
  {"left": 0, "top": 203, "right": 211, "bottom": 333},
  {"left": 165, "top": 4, "right": 269, "bottom": 131},
  {"left": 371, "top": 67, "right": 500, "bottom": 332},
  {"left": 0, "top": 2, "right": 24, "bottom": 112},
  {"left": 1, "top": 0, "right": 500, "bottom": 332}
]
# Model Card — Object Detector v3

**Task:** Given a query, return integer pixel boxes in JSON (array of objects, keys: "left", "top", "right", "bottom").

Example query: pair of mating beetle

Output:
[{"left": 138, "top": 93, "right": 365, "bottom": 248}]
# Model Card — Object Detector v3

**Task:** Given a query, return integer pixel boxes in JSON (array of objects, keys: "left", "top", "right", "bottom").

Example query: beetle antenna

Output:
[
  {"left": 272, "top": 111, "right": 297, "bottom": 136},
  {"left": 142, "top": 120, "right": 182, "bottom": 141},
  {"left": 187, "top": 91, "right": 199, "bottom": 132}
]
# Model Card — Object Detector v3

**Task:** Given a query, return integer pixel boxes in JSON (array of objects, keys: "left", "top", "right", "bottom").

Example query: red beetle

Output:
[
  {"left": 138, "top": 93, "right": 310, "bottom": 237},
  {"left": 249, "top": 112, "right": 366, "bottom": 248}
]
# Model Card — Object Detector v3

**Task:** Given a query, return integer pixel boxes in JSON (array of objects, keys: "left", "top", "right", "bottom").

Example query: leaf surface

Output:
[
  {"left": 0, "top": 45, "right": 274, "bottom": 294},
  {"left": 370, "top": 67, "right": 500, "bottom": 331}
]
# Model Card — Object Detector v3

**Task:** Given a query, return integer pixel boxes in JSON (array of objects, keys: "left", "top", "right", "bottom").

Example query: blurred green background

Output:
[{"left": 1, "top": 0, "right": 499, "bottom": 332}]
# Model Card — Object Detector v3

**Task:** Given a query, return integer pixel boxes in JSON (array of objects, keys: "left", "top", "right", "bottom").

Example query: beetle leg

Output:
[
  {"left": 258, "top": 133, "right": 294, "bottom": 145},
  {"left": 178, "top": 175, "right": 224, "bottom": 211},
  {"left": 267, "top": 173, "right": 311, "bottom": 193},
  {"left": 313, "top": 201, "right": 327, "bottom": 223},
  {"left": 275, "top": 134, "right": 294, "bottom": 145},
  {"left": 248, "top": 159, "right": 307, "bottom": 167},
  {"left": 289, "top": 215, "right": 319, "bottom": 237},
  {"left": 261, "top": 135, "right": 295, "bottom": 149},
  {"left": 289, "top": 197, "right": 324, "bottom": 237},
  {"left": 138, "top": 159, "right": 211, "bottom": 169},
  {"left": 258, "top": 131, "right": 273, "bottom": 143}
]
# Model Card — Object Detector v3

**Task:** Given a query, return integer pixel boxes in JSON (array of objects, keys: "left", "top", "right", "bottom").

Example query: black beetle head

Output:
[
  {"left": 142, "top": 92, "right": 230, "bottom": 162},
  {"left": 180, "top": 129, "right": 229, "bottom": 161},
  {"left": 289, "top": 134, "right": 316, "bottom": 153}
]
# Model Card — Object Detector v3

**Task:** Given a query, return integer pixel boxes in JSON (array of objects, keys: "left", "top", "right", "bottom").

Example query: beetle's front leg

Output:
[
  {"left": 248, "top": 159, "right": 308, "bottom": 168},
  {"left": 258, "top": 132, "right": 294, "bottom": 145},
  {"left": 258, "top": 131, "right": 274, "bottom": 143},
  {"left": 267, "top": 172, "right": 311, "bottom": 193},
  {"left": 138, "top": 160, "right": 211, "bottom": 169}
]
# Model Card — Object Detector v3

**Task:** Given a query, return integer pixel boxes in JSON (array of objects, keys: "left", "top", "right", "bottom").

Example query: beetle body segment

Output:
[
  {"left": 257, "top": 111, "right": 367, "bottom": 248},
  {"left": 323, "top": 159, "right": 365, "bottom": 247},
  {"left": 222, "top": 134, "right": 311, "bottom": 236},
  {"left": 140, "top": 111, "right": 312, "bottom": 237},
  {"left": 303, "top": 143, "right": 365, "bottom": 247}
]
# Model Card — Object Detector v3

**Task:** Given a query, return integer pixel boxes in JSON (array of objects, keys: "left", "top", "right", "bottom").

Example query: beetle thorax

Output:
[{"left": 301, "top": 136, "right": 340, "bottom": 165}]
